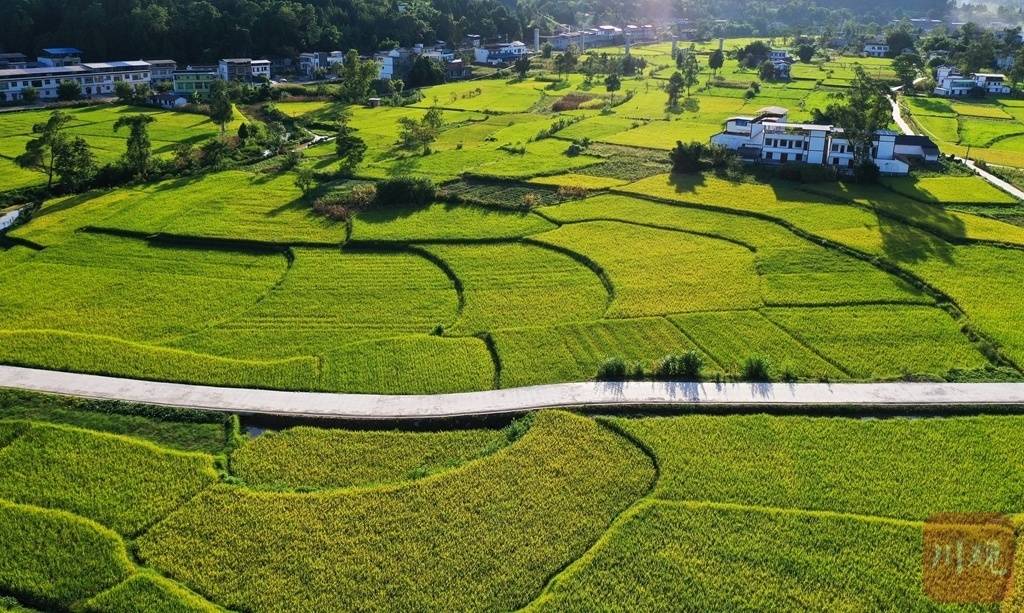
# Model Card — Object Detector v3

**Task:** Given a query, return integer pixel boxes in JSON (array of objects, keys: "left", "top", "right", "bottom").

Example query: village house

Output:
[
  {"left": 473, "top": 40, "right": 528, "bottom": 65},
  {"left": 709, "top": 106, "right": 939, "bottom": 175},
  {"left": 146, "top": 59, "right": 177, "bottom": 85},
  {"left": 0, "top": 53, "right": 29, "bottom": 69},
  {"left": 172, "top": 66, "right": 218, "bottom": 98},
  {"left": 0, "top": 60, "right": 151, "bottom": 102},
  {"left": 217, "top": 58, "right": 271, "bottom": 82},
  {"left": 934, "top": 66, "right": 1011, "bottom": 96},
  {"left": 298, "top": 51, "right": 344, "bottom": 76},
  {"left": 863, "top": 41, "right": 890, "bottom": 58},
  {"left": 37, "top": 47, "right": 82, "bottom": 67},
  {"left": 149, "top": 92, "right": 188, "bottom": 109}
]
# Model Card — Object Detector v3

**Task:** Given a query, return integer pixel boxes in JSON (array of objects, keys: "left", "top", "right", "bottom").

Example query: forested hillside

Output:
[{"left": 1, "top": 0, "right": 952, "bottom": 63}]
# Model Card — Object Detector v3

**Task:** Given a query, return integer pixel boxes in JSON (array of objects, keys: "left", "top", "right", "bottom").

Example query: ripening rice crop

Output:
[
  {"left": 413, "top": 81, "right": 544, "bottom": 113},
  {"left": 668, "top": 310, "right": 845, "bottom": 379},
  {"left": 0, "top": 498, "right": 134, "bottom": 610},
  {"left": 318, "top": 335, "right": 495, "bottom": 393},
  {"left": 232, "top": 425, "right": 508, "bottom": 489},
  {"left": 0, "top": 233, "right": 286, "bottom": 342},
  {"left": 602, "top": 120, "right": 723, "bottom": 150},
  {"left": 958, "top": 117, "right": 1024, "bottom": 147},
  {"left": 616, "top": 413, "right": 1024, "bottom": 519},
  {"left": 905, "top": 96, "right": 956, "bottom": 117},
  {"left": 422, "top": 242, "right": 609, "bottom": 334},
  {"left": 531, "top": 501, "right": 935, "bottom": 612},
  {"left": 913, "top": 113, "right": 960, "bottom": 143},
  {"left": 950, "top": 101, "right": 1014, "bottom": 119},
  {"left": 554, "top": 115, "right": 638, "bottom": 141},
  {"left": 7, "top": 188, "right": 145, "bottom": 246},
  {"left": 89, "top": 170, "right": 346, "bottom": 244},
  {"left": 350, "top": 202, "right": 555, "bottom": 241},
  {"left": 492, "top": 317, "right": 712, "bottom": 387},
  {"left": 80, "top": 573, "right": 222, "bottom": 613},
  {"left": 0, "top": 421, "right": 217, "bottom": 535},
  {"left": 173, "top": 247, "right": 459, "bottom": 359},
  {"left": 882, "top": 176, "right": 1018, "bottom": 205},
  {"left": 532, "top": 221, "right": 761, "bottom": 317},
  {"left": 526, "top": 173, "right": 629, "bottom": 189},
  {"left": 763, "top": 304, "right": 988, "bottom": 379},
  {"left": 542, "top": 194, "right": 930, "bottom": 306},
  {"left": 137, "top": 411, "right": 655, "bottom": 612}
]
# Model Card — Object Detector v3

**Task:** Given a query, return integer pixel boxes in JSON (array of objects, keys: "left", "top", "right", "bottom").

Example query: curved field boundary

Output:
[{"left": 2, "top": 365, "right": 1024, "bottom": 420}]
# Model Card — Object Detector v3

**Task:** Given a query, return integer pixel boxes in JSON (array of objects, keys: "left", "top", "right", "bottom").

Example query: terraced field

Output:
[
  {"left": 4, "top": 392, "right": 1024, "bottom": 610},
  {"left": 904, "top": 94, "right": 1024, "bottom": 168},
  {"left": 0, "top": 104, "right": 244, "bottom": 191}
]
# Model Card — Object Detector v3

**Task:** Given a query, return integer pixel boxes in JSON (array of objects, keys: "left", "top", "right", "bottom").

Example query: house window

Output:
[
  {"left": 765, "top": 152, "right": 773, "bottom": 160},
  {"left": 832, "top": 157, "right": 839, "bottom": 165},
  {"left": 781, "top": 153, "right": 788, "bottom": 162},
  {"left": 795, "top": 154, "right": 802, "bottom": 162}
]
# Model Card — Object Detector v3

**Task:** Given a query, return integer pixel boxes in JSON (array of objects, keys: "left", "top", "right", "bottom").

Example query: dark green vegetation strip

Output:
[{"left": 138, "top": 411, "right": 655, "bottom": 612}]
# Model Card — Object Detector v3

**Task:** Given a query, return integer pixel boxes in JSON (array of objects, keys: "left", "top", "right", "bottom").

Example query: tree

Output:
[
  {"left": 758, "top": 60, "right": 776, "bottom": 81},
  {"left": 797, "top": 44, "right": 815, "bottom": 63},
  {"left": 669, "top": 141, "right": 705, "bottom": 173},
  {"left": 337, "top": 49, "right": 379, "bottom": 103},
  {"left": 708, "top": 49, "right": 724, "bottom": 76},
  {"left": 57, "top": 80, "right": 82, "bottom": 101},
  {"left": 16, "top": 110, "right": 71, "bottom": 188},
  {"left": 336, "top": 120, "right": 366, "bottom": 174},
  {"left": 666, "top": 71, "right": 684, "bottom": 109},
  {"left": 679, "top": 52, "right": 699, "bottom": 96},
  {"left": 513, "top": 55, "right": 531, "bottom": 79},
  {"left": 737, "top": 40, "right": 771, "bottom": 68},
  {"left": 397, "top": 107, "right": 444, "bottom": 152},
  {"left": 892, "top": 52, "right": 923, "bottom": 90},
  {"left": 52, "top": 136, "right": 95, "bottom": 191},
  {"left": 816, "top": 66, "right": 890, "bottom": 172},
  {"left": 886, "top": 29, "right": 915, "bottom": 57},
  {"left": 541, "top": 42, "right": 553, "bottom": 59},
  {"left": 113, "top": 114, "right": 155, "bottom": 179},
  {"left": 20, "top": 86, "right": 38, "bottom": 104},
  {"left": 406, "top": 56, "right": 445, "bottom": 88},
  {"left": 238, "top": 123, "right": 250, "bottom": 142},
  {"left": 604, "top": 73, "right": 621, "bottom": 102},
  {"left": 554, "top": 47, "right": 578, "bottom": 78},
  {"left": 295, "top": 168, "right": 315, "bottom": 194},
  {"left": 208, "top": 80, "right": 234, "bottom": 134},
  {"left": 1010, "top": 48, "right": 1024, "bottom": 87},
  {"left": 114, "top": 81, "right": 134, "bottom": 103}
]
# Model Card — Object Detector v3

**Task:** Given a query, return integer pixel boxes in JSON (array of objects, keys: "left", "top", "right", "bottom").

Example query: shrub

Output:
[
  {"left": 741, "top": 355, "right": 772, "bottom": 381},
  {"left": 654, "top": 351, "right": 703, "bottom": 380},
  {"left": 597, "top": 356, "right": 628, "bottom": 381},
  {"left": 556, "top": 185, "right": 590, "bottom": 199},
  {"left": 313, "top": 184, "right": 377, "bottom": 220},
  {"left": 374, "top": 177, "right": 436, "bottom": 207},
  {"left": 565, "top": 138, "right": 591, "bottom": 156}
]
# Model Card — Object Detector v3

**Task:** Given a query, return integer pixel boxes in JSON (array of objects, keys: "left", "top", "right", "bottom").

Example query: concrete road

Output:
[{"left": 1, "top": 365, "right": 1024, "bottom": 420}]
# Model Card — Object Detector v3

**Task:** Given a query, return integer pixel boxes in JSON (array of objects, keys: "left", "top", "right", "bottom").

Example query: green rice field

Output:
[{"left": 3, "top": 390, "right": 1024, "bottom": 610}]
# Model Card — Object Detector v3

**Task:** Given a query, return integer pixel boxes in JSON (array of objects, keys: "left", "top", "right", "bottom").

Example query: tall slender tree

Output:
[
  {"left": 16, "top": 110, "right": 71, "bottom": 188},
  {"left": 113, "top": 114, "right": 156, "bottom": 179}
]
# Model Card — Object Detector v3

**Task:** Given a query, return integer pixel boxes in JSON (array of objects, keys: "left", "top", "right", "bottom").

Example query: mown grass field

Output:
[{"left": 3, "top": 389, "right": 1024, "bottom": 610}]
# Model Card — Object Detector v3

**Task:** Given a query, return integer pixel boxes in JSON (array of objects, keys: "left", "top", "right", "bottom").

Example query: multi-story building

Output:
[
  {"left": 863, "top": 41, "right": 889, "bottom": 58},
  {"left": 146, "top": 59, "right": 177, "bottom": 84},
  {"left": 0, "top": 60, "right": 151, "bottom": 102},
  {"left": 934, "top": 66, "right": 1012, "bottom": 96},
  {"left": 250, "top": 59, "right": 271, "bottom": 80},
  {"left": 36, "top": 47, "right": 82, "bottom": 67},
  {"left": 299, "top": 51, "right": 344, "bottom": 76},
  {"left": 473, "top": 41, "right": 528, "bottom": 65},
  {"left": 0, "top": 53, "right": 29, "bottom": 69},
  {"left": 218, "top": 58, "right": 252, "bottom": 81},
  {"left": 172, "top": 66, "right": 218, "bottom": 98},
  {"left": 709, "top": 106, "right": 938, "bottom": 175}
]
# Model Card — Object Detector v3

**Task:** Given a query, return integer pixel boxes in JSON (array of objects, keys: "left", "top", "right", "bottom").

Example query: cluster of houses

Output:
[
  {"left": 710, "top": 106, "right": 940, "bottom": 176},
  {"left": 0, "top": 48, "right": 279, "bottom": 106},
  {"left": 933, "top": 65, "right": 1012, "bottom": 97},
  {"left": 542, "top": 24, "right": 657, "bottom": 52}
]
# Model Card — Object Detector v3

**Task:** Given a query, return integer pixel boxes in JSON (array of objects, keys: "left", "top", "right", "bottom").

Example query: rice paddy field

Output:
[
  {"left": 3, "top": 389, "right": 1024, "bottom": 610},
  {"left": 904, "top": 94, "right": 1024, "bottom": 168},
  {"left": 0, "top": 104, "right": 244, "bottom": 192},
  {"left": 0, "top": 49, "right": 1022, "bottom": 393}
]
